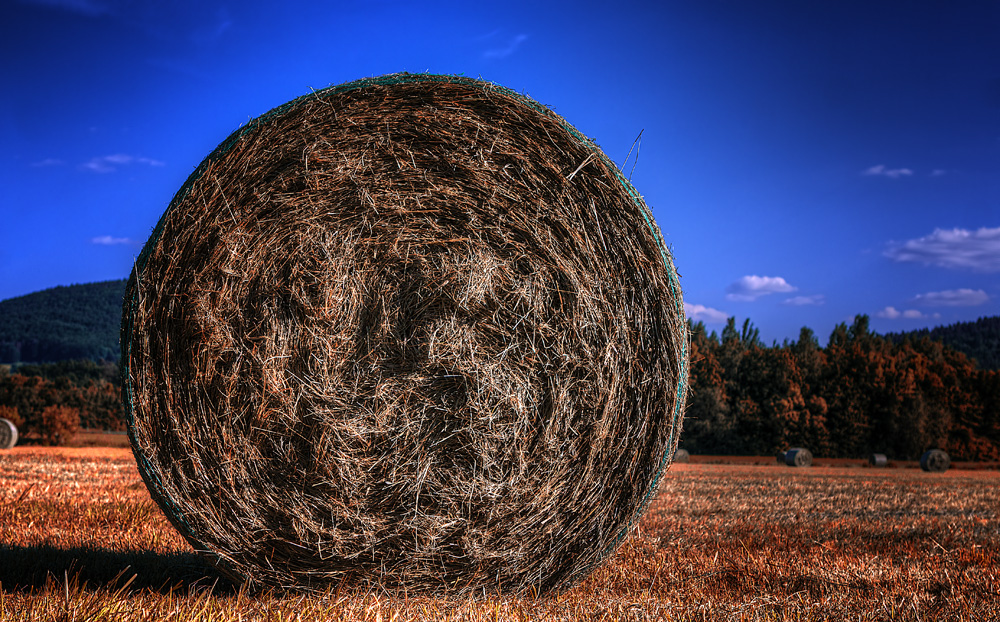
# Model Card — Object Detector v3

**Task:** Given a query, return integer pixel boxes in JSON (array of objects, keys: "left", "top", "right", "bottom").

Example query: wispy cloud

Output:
[
  {"left": 782, "top": 294, "right": 825, "bottom": 306},
  {"left": 884, "top": 227, "right": 1000, "bottom": 272},
  {"left": 91, "top": 235, "right": 135, "bottom": 245},
  {"left": 17, "top": 0, "right": 111, "bottom": 16},
  {"left": 911, "top": 288, "right": 989, "bottom": 307},
  {"left": 875, "top": 306, "right": 939, "bottom": 320},
  {"left": 684, "top": 303, "right": 729, "bottom": 324},
  {"left": 81, "top": 154, "right": 165, "bottom": 173},
  {"left": 484, "top": 33, "right": 528, "bottom": 59},
  {"left": 31, "top": 158, "right": 65, "bottom": 167},
  {"left": 931, "top": 169, "right": 948, "bottom": 177},
  {"left": 726, "top": 275, "right": 796, "bottom": 302},
  {"left": 862, "top": 164, "right": 913, "bottom": 179}
]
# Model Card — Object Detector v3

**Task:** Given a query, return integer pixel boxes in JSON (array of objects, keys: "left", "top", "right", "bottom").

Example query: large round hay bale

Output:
[
  {"left": 869, "top": 453, "right": 888, "bottom": 468},
  {"left": 920, "top": 449, "right": 950, "bottom": 472},
  {"left": 673, "top": 448, "right": 690, "bottom": 463},
  {"left": 121, "top": 73, "right": 688, "bottom": 595},
  {"left": 0, "top": 418, "right": 17, "bottom": 449},
  {"left": 784, "top": 447, "right": 812, "bottom": 467}
]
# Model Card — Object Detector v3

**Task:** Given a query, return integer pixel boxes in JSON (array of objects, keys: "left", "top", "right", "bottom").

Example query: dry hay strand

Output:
[
  {"left": 920, "top": 449, "right": 950, "bottom": 472},
  {"left": 784, "top": 448, "right": 812, "bottom": 467},
  {"left": 0, "top": 418, "right": 17, "bottom": 449},
  {"left": 121, "top": 73, "right": 688, "bottom": 595}
]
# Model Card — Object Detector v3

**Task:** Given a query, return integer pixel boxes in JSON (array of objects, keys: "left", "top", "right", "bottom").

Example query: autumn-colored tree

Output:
[
  {"left": 40, "top": 404, "right": 79, "bottom": 446},
  {"left": 681, "top": 321, "right": 731, "bottom": 454},
  {"left": 0, "top": 404, "right": 23, "bottom": 429},
  {"left": 820, "top": 316, "right": 881, "bottom": 457},
  {"left": 0, "top": 364, "right": 126, "bottom": 436},
  {"left": 681, "top": 314, "right": 996, "bottom": 459},
  {"left": 903, "top": 337, "right": 992, "bottom": 461},
  {"left": 0, "top": 374, "right": 47, "bottom": 433},
  {"left": 790, "top": 326, "right": 830, "bottom": 454}
]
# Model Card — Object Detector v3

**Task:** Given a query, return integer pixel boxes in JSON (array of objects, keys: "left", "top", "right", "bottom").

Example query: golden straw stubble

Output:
[{"left": 121, "top": 73, "right": 688, "bottom": 594}]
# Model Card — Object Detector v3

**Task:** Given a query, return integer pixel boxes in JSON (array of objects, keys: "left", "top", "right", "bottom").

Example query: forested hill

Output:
[
  {"left": 0, "top": 280, "right": 127, "bottom": 364},
  {"left": 1, "top": 276, "right": 997, "bottom": 373},
  {"left": 883, "top": 316, "right": 1000, "bottom": 371}
]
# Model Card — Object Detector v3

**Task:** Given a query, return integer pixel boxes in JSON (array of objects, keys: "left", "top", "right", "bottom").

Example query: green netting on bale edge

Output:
[{"left": 120, "top": 71, "right": 688, "bottom": 590}]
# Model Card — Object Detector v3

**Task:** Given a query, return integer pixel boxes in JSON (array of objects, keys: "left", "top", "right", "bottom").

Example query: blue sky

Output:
[{"left": 2, "top": 0, "right": 998, "bottom": 344}]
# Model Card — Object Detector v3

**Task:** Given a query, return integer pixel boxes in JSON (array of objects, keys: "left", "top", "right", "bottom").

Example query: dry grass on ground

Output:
[{"left": 0, "top": 447, "right": 997, "bottom": 621}]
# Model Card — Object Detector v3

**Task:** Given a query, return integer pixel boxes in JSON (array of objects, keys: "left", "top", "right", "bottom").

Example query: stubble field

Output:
[{"left": 0, "top": 447, "right": 997, "bottom": 621}]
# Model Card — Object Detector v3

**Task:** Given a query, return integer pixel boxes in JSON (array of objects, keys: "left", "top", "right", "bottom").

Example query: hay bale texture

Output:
[
  {"left": 0, "top": 418, "right": 17, "bottom": 449},
  {"left": 784, "top": 448, "right": 812, "bottom": 467},
  {"left": 121, "top": 73, "right": 688, "bottom": 594},
  {"left": 920, "top": 449, "right": 950, "bottom": 472}
]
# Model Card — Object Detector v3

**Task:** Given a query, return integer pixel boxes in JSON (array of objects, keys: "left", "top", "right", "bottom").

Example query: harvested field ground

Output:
[{"left": 0, "top": 447, "right": 997, "bottom": 621}]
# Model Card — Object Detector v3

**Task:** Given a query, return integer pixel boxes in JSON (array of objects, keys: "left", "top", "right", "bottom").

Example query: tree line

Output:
[
  {"left": 684, "top": 315, "right": 1000, "bottom": 461},
  {"left": 0, "top": 359, "right": 122, "bottom": 444},
  {"left": 884, "top": 315, "right": 1000, "bottom": 371},
  {"left": 1, "top": 315, "right": 998, "bottom": 457}
]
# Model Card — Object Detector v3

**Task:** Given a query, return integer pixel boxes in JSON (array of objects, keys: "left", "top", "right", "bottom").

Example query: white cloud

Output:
[
  {"left": 863, "top": 164, "right": 913, "bottom": 179},
  {"left": 82, "top": 154, "right": 165, "bottom": 173},
  {"left": 931, "top": 169, "right": 947, "bottom": 177},
  {"left": 484, "top": 34, "right": 528, "bottom": 59},
  {"left": 911, "top": 288, "right": 989, "bottom": 307},
  {"left": 82, "top": 159, "right": 117, "bottom": 173},
  {"left": 684, "top": 303, "right": 728, "bottom": 324},
  {"left": 782, "top": 294, "right": 825, "bottom": 306},
  {"left": 103, "top": 154, "right": 133, "bottom": 164},
  {"left": 91, "top": 235, "right": 134, "bottom": 245},
  {"left": 726, "top": 275, "right": 796, "bottom": 302},
  {"left": 31, "top": 158, "right": 65, "bottom": 167},
  {"left": 884, "top": 227, "right": 1000, "bottom": 272},
  {"left": 876, "top": 306, "right": 902, "bottom": 319},
  {"left": 875, "top": 306, "right": 940, "bottom": 320}
]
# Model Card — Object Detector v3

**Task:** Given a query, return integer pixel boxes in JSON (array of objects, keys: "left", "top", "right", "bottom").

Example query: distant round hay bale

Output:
[
  {"left": 121, "top": 73, "right": 688, "bottom": 595},
  {"left": 673, "top": 448, "right": 690, "bottom": 463},
  {"left": 784, "top": 448, "right": 812, "bottom": 467},
  {"left": 0, "top": 418, "right": 17, "bottom": 449},
  {"left": 869, "top": 453, "right": 888, "bottom": 468},
  {"left": 920, "top": 449, "right": 950, "bottom": 473}
]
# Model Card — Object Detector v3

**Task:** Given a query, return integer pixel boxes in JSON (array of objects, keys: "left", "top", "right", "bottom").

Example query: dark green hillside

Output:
[
  {"left": 884, "top": 316, "right": 1000, "bottom": 371},
  {"left": 0, "top": 280, "right": 126, "bottom": 364}
]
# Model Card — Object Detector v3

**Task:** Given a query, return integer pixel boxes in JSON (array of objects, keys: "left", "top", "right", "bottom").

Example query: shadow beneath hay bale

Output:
[{"left": 0, "top": 544, "right": 233, "bottom": 595}]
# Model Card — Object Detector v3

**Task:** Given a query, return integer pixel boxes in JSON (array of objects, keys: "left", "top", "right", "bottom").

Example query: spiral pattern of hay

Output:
[
  {"left": 121, "top": 73, "right": 687, "bottom": 594},
  {"left": 0, "top": 418, "right": 16, "bottom": 450}
]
